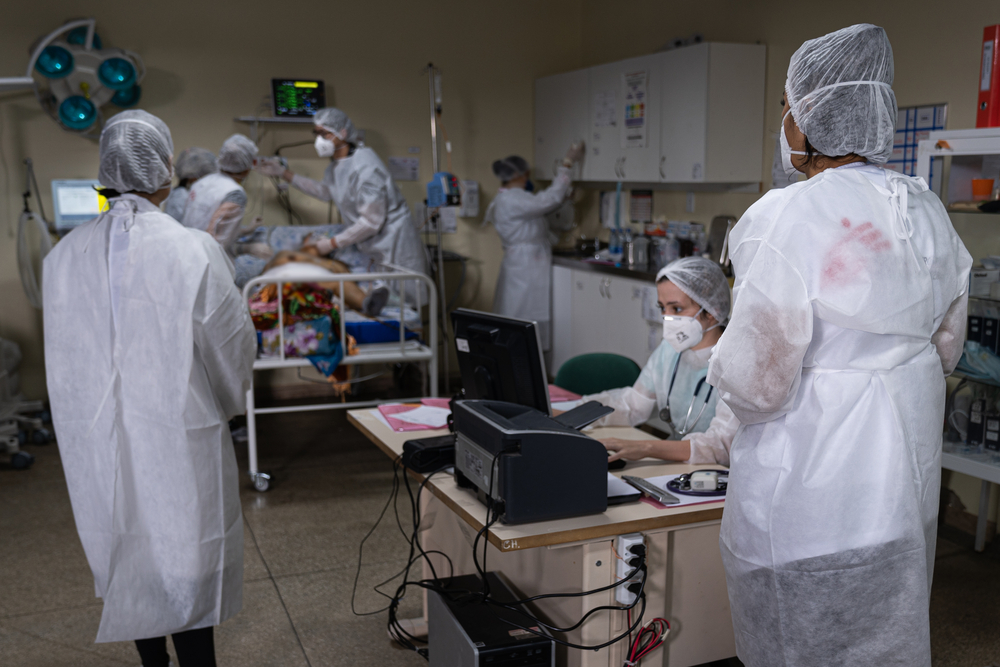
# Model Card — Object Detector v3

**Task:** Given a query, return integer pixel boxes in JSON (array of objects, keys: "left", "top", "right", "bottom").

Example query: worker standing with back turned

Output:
[
  {"left": 707, "top": 24, "right": 972, "bottom": 666},
  {"left": 254, "top": 107, "right": 429, "bottom": 304},
  {"left": 43, "top": 110, "right": 257, "bottom": 667},
  {"left": 484, "top": 142, "right": 584, "bottom": 350}
]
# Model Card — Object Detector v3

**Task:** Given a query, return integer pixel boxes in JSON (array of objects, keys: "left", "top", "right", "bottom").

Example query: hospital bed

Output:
[{"left": 238, "top": 226, "right": 438, "bottom": 492}]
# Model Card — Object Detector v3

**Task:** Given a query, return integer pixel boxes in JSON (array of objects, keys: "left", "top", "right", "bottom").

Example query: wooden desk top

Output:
[{"left": 348, "top": 408, "right": 725, "bottom": 552}]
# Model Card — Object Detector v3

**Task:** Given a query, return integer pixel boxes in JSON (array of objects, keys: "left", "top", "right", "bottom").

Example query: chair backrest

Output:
[{"left": 554, "top": 353, "right": 642, "bottom": 396}]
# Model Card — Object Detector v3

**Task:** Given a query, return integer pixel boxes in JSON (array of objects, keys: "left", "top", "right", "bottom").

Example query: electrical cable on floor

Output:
[{"left": 243, "top": 516, "right": 313, "bottom": 667}]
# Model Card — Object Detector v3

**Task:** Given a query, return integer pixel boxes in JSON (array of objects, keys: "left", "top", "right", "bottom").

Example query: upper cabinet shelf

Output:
[{"left": 534, "top": 42, "right": 766, "bottom": 187}]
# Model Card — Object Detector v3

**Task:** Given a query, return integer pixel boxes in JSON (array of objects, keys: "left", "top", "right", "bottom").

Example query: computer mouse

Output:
[{"left": 607, "top": 453, "right": 627, "bottom": 470}]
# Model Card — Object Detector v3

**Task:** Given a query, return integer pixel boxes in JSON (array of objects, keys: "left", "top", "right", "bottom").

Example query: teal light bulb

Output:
[
  {"left": 35, "top": 46, "right": 74, "bottom": 79},
  {"left": 98, "top": 58, "right": 136, "bottom": 91},
  {"left": 66, "top": 27, "right": 103, "bottom": 50},
  {"left": 58, "top": 96, "right": 97, "bottom": 130},
  {"left": 111, "top": 85, "right": 142, "bottom": 108}
]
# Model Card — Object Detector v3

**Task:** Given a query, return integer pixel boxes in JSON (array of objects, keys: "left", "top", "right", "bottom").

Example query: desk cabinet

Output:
[{"left": 551, "top": 265, "right": 659, "bottom": 377}]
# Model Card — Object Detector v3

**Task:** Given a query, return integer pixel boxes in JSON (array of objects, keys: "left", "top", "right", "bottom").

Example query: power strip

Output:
[{"left": 615, "top": 533, "right": 646, "bottom": 605}]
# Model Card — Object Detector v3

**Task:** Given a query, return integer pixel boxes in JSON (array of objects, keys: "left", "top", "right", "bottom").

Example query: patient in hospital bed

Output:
[{"left": 260, "top": 246, "right": 390, "bottom": 317}]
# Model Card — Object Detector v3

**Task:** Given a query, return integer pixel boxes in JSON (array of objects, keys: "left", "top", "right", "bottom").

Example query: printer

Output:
[{"left": 451, "top": 399, "right": 612, "bottom": 524}]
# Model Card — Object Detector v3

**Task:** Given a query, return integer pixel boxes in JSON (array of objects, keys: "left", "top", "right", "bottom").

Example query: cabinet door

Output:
[
  {"left": 660, "top": 44, "right": 709, "bottom": 183},
  {"left": 550, "top": 265, "right": 574, "bottom": 375},
  {"left": 586, "top": 56, "right": 663, "bottom": 183},
  {"left": 570, "top": 270, "right": 609, "bottom": 356},
  {"left": 534, "top": 69, "right": 589, "bottom": 181},
  {"left": 607, "top": 276, "right": 655, "bottom": 367},
  {"left": 704, "top": 43, "right": 766, "bottom": 182}
]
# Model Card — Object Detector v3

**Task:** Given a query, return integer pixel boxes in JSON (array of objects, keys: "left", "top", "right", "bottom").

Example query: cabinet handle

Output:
[
  {"left": 605, "top": 278, "right": 612, "bottom": 299},
  {"left": 614, "top": 158, "right": 622, "bottom": 179},
  {"left": 599, "top": 279, "right": 607, "bottom": 298},
  {"left": 659, "top": 155, "right": 666, "bottom": 179},
  {"left": 620, "top": 157, "right": 626, "bottom": 179}
]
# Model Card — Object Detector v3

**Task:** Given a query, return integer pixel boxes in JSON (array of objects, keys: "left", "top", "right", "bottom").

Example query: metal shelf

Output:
[{"left": 234, "top": 116, "right": 315, "bottom": 125}]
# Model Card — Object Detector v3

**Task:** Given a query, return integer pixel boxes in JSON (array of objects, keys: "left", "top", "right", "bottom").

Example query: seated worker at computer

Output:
[
  {"left": 583, "top": 257, "right": 738, "bottom": 466},
  {"left": 260, "top": 247, "right": 390, "bottom": 317}
]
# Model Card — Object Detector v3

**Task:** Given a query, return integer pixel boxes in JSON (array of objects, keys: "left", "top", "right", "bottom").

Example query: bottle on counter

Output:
[{"left": 609, "top": 227, "right": 623, "bottom": 262}]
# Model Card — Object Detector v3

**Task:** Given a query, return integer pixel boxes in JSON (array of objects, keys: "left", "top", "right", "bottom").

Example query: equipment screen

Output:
[
  {"left": 51, "top": 180, "right": 105, "bottom": 231},
  {"left": 271, "top": 79, "right": 325, "bottom": 117}
]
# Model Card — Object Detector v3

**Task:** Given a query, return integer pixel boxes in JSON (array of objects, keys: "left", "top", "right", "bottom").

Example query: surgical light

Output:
[
  {"left": 35, "top": 46, "right": 73, "bottom": 79},
  {"left": 98, "top": 57, "right": 135, "bottom": 90},
  {"left": 58, "top": 96, "right": 97, "bottom": 130},
  {"left": 66, "top": 26, "right": 102, "bottom": 50},
  {"left": 111, "top": 85, "right": 141, "bottom": 108}
]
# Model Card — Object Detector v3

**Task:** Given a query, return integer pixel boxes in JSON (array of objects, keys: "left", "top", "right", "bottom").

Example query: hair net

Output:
[
  {"left": 492, "top": 156, "right": 530, "bottom": 182},
  {"left": 217, "top": 134, "right": 258, "bottom": 173},
  {"left": 175, "top": 147, "right": 218, "bottom": 180},
  {"left": 314, "top": 107, "right": 361, "bottom": 144},
  {"left": 656, "top": 256, "right": 731, "bottom": 324},
  {"left": 99, "top": 110, "right": 174, "bottom": 194},
  {"left": 786, "top": 23, "right": 897, "bottom": 164}
]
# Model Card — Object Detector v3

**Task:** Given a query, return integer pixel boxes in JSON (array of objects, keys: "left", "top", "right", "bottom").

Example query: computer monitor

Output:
[
  {"left": 271, "top": 79, "right": 325, "bottom": 117},
  {"left": 451, "top": 309, "right": 551, "bottom": 415},
  {"left": 51, "top": 180, "right": 104, "bottom": 231}
]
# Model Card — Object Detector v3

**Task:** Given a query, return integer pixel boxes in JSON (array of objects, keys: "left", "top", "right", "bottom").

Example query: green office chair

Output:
[{"left": 554, "top": 353, "right": 642, "bottom": 396}]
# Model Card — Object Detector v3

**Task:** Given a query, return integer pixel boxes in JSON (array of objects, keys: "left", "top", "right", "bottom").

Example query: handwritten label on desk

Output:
[{"left": 502, "top": 539, "right": 521, "bottom": 551}]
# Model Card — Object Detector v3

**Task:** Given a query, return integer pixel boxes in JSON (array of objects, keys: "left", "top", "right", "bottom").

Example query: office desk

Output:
[{"left": 348, "top": 409, "right": 735, "bottom": 667}]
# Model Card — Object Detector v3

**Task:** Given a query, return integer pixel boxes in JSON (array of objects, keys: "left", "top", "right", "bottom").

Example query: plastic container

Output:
[{"left": 972, "top": 178, "right": 995, "bottom": 201}]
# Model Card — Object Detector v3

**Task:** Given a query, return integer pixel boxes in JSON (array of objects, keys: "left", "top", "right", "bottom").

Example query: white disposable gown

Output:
[
  {"left": 181, "top": 173, "right": 248, "bottom": 256},
  {"left": 162, "top": 185, "right": 188, "bottom": 221},
  {"left": 484, "top": 165, "right": 573, "bottom": 350},
  {"left": 584, "top": 343, "right": 737, "bottom": 465},
  {"left": 43, "top": 195, "right": 257, "bottom": 643},
  {"left": 707, "top": 164, "right": 971, "bottom": 667},
  {"left": 290, "top": 146, "right": 428, "bottom": 303}
]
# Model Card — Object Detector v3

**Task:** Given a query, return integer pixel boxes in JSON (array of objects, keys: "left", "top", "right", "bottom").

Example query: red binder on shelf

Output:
[{"left": 977, "top": 24, "right": 1000, "bottom": 128}]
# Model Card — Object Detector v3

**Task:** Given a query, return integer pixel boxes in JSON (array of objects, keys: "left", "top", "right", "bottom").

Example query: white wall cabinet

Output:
[
  {"left": 550, "top": 265, "right": 659, "bottom": 377},
  {"left": 534, "top": 42, "right": 766, "bottom": 186},
  {"left": 533, "top": 69, "right": 589, "bottom": 182},
  {"left": 660, "top": 43, "right": 766, "bottom": 183},
  {"left": 585, "top": 54, "right": 663, "bottom": 183}
]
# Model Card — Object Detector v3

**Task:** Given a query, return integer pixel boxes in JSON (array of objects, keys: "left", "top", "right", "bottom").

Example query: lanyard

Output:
[{"left": 659, "top": 356, "right": 714, "bottom": 437}]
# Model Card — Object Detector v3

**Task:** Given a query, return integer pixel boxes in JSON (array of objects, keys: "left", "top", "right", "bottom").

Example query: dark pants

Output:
[{"left": 135, "top": 626, "right": 216, "bottom": 667}]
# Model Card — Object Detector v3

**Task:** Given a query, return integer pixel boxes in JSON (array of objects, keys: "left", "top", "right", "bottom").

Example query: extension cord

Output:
[{"left": 615, "top": 533, "right": 646, "bottom": 605}]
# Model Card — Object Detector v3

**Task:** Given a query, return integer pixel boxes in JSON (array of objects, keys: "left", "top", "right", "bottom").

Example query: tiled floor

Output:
[{"left": 1, "top": 393, "right": 999, "bottom": 666}]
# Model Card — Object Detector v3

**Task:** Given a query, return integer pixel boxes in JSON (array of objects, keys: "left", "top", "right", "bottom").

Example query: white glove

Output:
[
  {"left": 565, "top": 141, "right": 586, "bottom": 163},
  {"left": 254, "top": 156, "right": 287, "bottom": 177}
]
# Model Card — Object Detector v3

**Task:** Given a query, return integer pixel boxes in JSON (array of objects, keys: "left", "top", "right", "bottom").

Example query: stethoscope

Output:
[{"left": 658, "top": 357, "right": 714, "bottom": 437}]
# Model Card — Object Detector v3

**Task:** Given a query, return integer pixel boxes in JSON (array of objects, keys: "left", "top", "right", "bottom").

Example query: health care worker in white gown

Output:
[
  {"left": 42, "top": 110, "right": 257, "bottom": 664},
  {"left": 254, "top": 107, "right": 429, "bottom": 303},
  {"left": 484, "top": 147, "right": 584, "bottom": 349},
  {"left": 585, "top": 257, "right": 739, "bottom": 465},
  {"left": 162, "top": 146, "right": 217, "bottom": 222},
  {"left": 707, "top": 25, "right": 972, "bottom": 667},
  {"left": 181, "top": 134, "right": 258, "bottom": 256}
]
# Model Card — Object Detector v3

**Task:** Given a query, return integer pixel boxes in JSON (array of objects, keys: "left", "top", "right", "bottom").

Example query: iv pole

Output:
[{"left": 426, "top": 63, "right": 450, "bottom": 393}]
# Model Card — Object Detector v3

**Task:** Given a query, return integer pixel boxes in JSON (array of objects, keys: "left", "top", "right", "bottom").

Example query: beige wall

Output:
[{"left": 2, "top": 2, "right": 997, "bottom": 518}]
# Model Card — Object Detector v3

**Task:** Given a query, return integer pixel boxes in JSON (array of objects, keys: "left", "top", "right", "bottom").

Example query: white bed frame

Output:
[{"left": 241, "top": 266, "right": 438, "bottom": 491}]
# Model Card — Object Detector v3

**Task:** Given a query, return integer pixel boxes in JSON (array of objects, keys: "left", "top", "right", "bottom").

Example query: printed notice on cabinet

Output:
[
  {"left": 622, "top": 71, "right": 648, "bottom": 148},
  {"left": 593, "top": 91, "right": 616, "bottom": 127}
]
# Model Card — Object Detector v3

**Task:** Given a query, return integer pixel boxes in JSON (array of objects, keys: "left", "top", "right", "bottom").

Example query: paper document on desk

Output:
[
  {"left": 608, "top": 473, "right": 638, "bottom": 498},
  {"left": 392, "top": 405, "right": 451, "bottom": 428}
]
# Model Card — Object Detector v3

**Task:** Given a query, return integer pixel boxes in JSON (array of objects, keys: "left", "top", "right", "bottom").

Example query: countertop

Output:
[{"left": 552, "top": 253, "right": 659, "bottom": 281}]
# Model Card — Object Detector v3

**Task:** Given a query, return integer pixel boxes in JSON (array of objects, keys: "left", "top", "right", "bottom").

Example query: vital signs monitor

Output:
[
  {"left": 51, "top": 180, "right": 104, "bottom": 231},
  {"left": 271, "top": 79, "right": 325, "bottom": 117}
]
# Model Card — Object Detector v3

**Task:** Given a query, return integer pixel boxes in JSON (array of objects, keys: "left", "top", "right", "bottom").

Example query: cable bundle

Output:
[{"left": 624, "top": 616, "right": 670, "bottom": 666}]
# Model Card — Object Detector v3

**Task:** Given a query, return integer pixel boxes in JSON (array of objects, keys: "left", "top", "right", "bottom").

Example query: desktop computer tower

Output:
[{"left": 428, "top": 573, "right": 555, "bottom": 667}]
